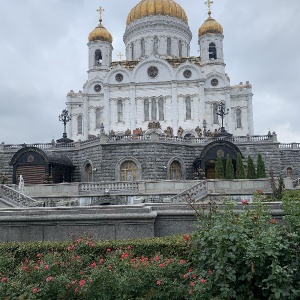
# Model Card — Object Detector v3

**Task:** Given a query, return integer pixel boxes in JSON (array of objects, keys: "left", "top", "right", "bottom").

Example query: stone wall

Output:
[{"left": 0, "top": 138, "right": 299, "bottom": 184}]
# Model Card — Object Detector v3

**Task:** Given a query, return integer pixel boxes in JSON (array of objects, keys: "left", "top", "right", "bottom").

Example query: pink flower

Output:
[
  {"left": 127, "top": 246, "right": 132, "bottom": 250},
  {"left": 241, "top": 199, "right": 248, "bottom": 205},
  {"left": 184, "top": 234, "right": 190, "bottom": 241},
  {"left": 44, "top": 265, "right": 49, "bottom": 270},
  {"left": 156, "top": 280, "right": 161, "bottom": 285},
  {"left": 90, "top": 262, "right": 97, "bottom": 268},
  {"left": 79, "top": 279, "right": 86, "bottom": 287},
  {"left": 106, "top": 248, "right": 111, "bottom": 253},
  {"left": 34, "top": 265, "right": 39, "bottom": 270},
  {"left": 108, "top": 265, "right": 112, "bottom": 269},
  {"left": 46, "top": 276, "right": 53, "bottom": 282},
  {"left": 1, "top": 277, "right": 7, "bottom": 283},
  {"left": 257, "top": 189, "right": 264, "bottom": 195},
  {"left": 183, "top": 274, "right": 187, "bottom": 279},
  {"left": 270, "top": 218, "right": 277, "bottom": 224},
  {"left": 99, "top": 259, "right": 105, "bottom": 264},
  {"left": 190, "top": 281, "right": 195, "bottom": 287},
  {"left": 200, "top": 278, "right": 206, "bottom": 284},
  {"left": 22, "top": 265, "right": 28, "bottom": 271},
  {"left": 155, "top": 256, "right": 159, "bottom": 261},
  {"left": 208, "top": 269, "right": 213, "bottom": 275},
  {"left": 33, "top": 287, "right": 39, "bottom": 293},
  {"left": 159, "top": 263, "right": 164, "bottom": 267},
  {"left": 74, "top": 287, "right": 79, "bottom": 293},
  {"left": 36, "top": 253, "right": 41, "bottom": 258},
  {"left": 189, "top": 290, "right": 193, "bottom": 295}
]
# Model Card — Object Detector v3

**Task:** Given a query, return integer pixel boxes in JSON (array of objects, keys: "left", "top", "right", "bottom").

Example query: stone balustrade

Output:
[
  {"left": 79, "top": 181, "right": 139, "bottom": 194},
  {"left": 171, "top": 180, "right": 207, "bottom": 203}
]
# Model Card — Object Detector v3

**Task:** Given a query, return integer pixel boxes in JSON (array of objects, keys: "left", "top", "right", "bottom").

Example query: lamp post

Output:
[
  {"left": 203, "top": 119, "right": 207, "bottom": 136},
  {"left": 216, "top": 102, "right": 229, "bottom": 133},
  {"left": 59, "top": 109, "right": 71, "bottom": 139}
]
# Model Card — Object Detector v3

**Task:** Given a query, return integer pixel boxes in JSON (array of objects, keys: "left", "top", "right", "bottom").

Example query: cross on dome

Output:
[
  {"left": 97, "top": 6, "right": 104, "bottom": 24},
  {"left": 205, "top": 0, "right": 214, "bottom": 17},
  {"left": 118, "top": 52, "right": 123, "bottom": 61}
]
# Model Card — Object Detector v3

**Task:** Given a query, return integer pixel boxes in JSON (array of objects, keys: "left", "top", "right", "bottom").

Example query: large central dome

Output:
[{"left": 126, "top": 0, "right": 188, "bottom": 27}]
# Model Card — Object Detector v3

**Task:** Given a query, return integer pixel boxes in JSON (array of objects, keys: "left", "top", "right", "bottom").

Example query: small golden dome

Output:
[
  {"left": 198, "top": 16, "right": 223, "bottom": 37},
  {"left": 88, "top": 24, "right": 113, "bottom": 43},
  {"left": 126, "top": 0, "right": 188, "bottom": 27}
]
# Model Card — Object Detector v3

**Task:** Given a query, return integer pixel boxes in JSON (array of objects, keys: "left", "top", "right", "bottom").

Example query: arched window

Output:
[
  {"left": 209, "top": 43, "right": 217, "bottom": 59},
  {"left": 77, "top": 115, "right": 83, "bottom": 134},
  {"left": 141, "top": 38, "right": 145, "bottom": 57},
  {"left": 213, "top": 103, "right": 219, "bottom": 124},
  {"left": 287, "top": 167, "right": 293, "bottom": 178},
  {"left": 144, "top": 99, "right": 149, "bottom": 121},
  {"left": 236, "top": 108, "right": 242, "bottom": 128},
  {"left": 151, "top": 98, "right": 157, "bottom": 120},
  {"left": 158, "top": 98, "right": 164, "bottom": 121},
  {"left": 153, "top": 36, "right": 158, "bottom": 53},
  {"left": 178, "top": 40, "right": 183, "bottom": 57},
  {"left": 120, "top": 161, "right": 138, "bottom": 181},
  {"left": 131, "top": 43, "right": 134, "bottom": 60},
  {"left": 84, "top": 163, "right": 93, "bottom": 182},
  {"left": 170, "top": 161, "right": 181, "bottom": 180},
  {"left": 95, "top": 50, "right": 102, "bottom": 66},
  {"left": 117, "top": 100, "right": 123, "bottom": 122},
  {"left": 95, "top": 108, "right": 102, "bottom": 129},
  {"left": 186, "top": 97, "right": 191, "bottom": 120},
  {"left": 167, "top": 37, "right": 171, "bottom": 56}
]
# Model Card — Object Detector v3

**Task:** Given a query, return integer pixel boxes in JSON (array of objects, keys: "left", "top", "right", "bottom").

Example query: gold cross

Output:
[
  {"left": 205, "top": 0, "right": 214, "bottom": 16},
  {"left": 97, "top": 6, "right": 104, "bottom": 23},
  {"left": 118, "top": 52, "right": 123, "bottom": 61}
]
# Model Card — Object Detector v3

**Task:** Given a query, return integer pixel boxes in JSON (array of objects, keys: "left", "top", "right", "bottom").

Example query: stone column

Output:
[
  {"left": 103, "top": 85, "right": 110, "bottom": 134},
  {"left": 247, "top": 95, "right": 254, "bottom": 135},
  {"left": 198, "top": 81, "right": 205, "bottom": 125},
  {"left": 130, "top": 83, "right": 136, "bottom": 132},
  {"left": 83, "top": 94, "right": 89, "bottom": 140},
  {"left": 171, "top": 81, "right": 178, "bottom": 134},
  {"left": 225, "top": 90, "right": 232, "bottom": 133}
]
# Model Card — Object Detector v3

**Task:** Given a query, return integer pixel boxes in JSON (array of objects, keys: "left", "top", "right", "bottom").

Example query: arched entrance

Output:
[{"left": 193, "top": 140, "right": 243, "bottom": 179}]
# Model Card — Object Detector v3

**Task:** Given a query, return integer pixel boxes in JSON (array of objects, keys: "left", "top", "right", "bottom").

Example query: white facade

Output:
[{"left": 66, "top": 2, "right": 254, "bottom": 141}]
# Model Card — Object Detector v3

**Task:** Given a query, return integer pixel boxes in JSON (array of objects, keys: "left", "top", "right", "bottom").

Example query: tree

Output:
[
  {"left": 247, "top": 155, "right": 256, "bottom": 179},
  {"left": 257, "top": 153, "right": 266, "bottom": 178},
  {"left": 215, "top": 156, "right": 224, "bottom": 179},
  {"left": 225, "top": 154, "right": 235, "bottom": 179},
  {"left": 235, "top": 153, "right": 245, "bottom": 179}
]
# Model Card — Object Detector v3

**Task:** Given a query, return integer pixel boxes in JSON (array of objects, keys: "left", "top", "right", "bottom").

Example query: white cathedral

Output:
[{"left": 66, "top": 0, "right": 254, "bottom": 141}]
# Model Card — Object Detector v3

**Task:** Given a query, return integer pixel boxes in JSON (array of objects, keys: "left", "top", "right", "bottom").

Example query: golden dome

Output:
[
  {"left": 88, "top": 23, "right": 113, "bottom": 43},
  {"left": 198, "top": 16, "right": 223, "bottom": 37},
  {"left": 126, "top": 0, "right": 188, "bottom": 27}
]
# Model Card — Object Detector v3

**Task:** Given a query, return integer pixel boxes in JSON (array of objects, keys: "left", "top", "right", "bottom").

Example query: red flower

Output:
[
  {"left": 108, "top": 265, "right": 112, "bottom": 269},
  {"left": 241, "top": 199, "right": 248, "bottom": 205},
  {"left": 74, "top": 287, "right": 79, "bottom": 293},
  {"left": 183, "top": 274, "right": 187, "bottom": 279},
  {"left": 33, "top": 287, "right": 39, "bottom": 293},
  {"left": 99, "top": 259, "right": 105, "bottom": 264},
  {"left": 184, "top": 234, "right": 190, "bottom": 241},
  {"left": 1, "top": 278, "right": 7, "bottom": 283},
  {"left": 155, "top": 256, "right": 159, "bottom": 261},
  {"left": 270, "top": 218, "right": 277, "bottom": 224},
  {"left": 34, "top": 265, "right": 39, "bottom": 270},
  {"left": 36, "top": 253, "right": 41, "bottom": 258},
  {"left": 192, "top": 273, "right": 197, "bottom": 279},
  {"left": 22, "top": 265, "right": 28, "bottom": 271},
  {"left": 257, "top": 189, "right": 264, "bottom": 195},
  {"left": 156, "top": 280, "right": 161, "bottom": 285},
  {"left": 90, "top": 262, "right": 97, "bottom": 268},
  {"left": 190, "top": 281, "right": 195, "bottom": 287},
  {"left": 200, "top": 278, "right": 206, "bottom": 284},
  {"left": 79, "top": 279, "right": 86, "bottom": 287},
  {"left": 127, "top": 246, "right": 132, "bottom": 250},
  {"left": 189, "top": 290, "right": 193, "bottom": 295},
  {"left": 44, "top": 265, "right": 49, "bottom": 270},
  {"left": 159, "top": 263, "right": 164, "bottom": 268}
]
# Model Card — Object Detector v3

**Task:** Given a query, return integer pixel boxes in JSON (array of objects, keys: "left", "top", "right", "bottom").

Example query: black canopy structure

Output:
[{"left": 10, "top": 147, "right": 74, "bottom": 184}]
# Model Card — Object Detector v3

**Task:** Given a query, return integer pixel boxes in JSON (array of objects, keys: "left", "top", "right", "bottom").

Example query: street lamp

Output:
[
  {"left": 216, "top": 102, "right": 229, "bottom": 133},
  {"left": 59, "top": 109, "right": 71, "bottom": 139}
]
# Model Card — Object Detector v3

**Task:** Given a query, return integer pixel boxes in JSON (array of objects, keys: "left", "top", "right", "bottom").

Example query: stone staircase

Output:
[
  {"left": 170, "top": 180, "right": 208, "bottom": 203},
  {"left": 0, "top": 184, "right": 41, "bottom": 207}
]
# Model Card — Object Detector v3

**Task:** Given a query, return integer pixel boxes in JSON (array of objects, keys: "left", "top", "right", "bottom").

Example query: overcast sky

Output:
[{"left": 0, "top": 0, "right": 299, "bottom": 144}]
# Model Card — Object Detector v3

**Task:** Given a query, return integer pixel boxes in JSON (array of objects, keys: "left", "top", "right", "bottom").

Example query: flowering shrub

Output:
[
  {"left": 190, "top": 198, "right": 300, "bottom": 299},
  {"left": 0, "top": 236, "right": 194, "bottom": 299}
]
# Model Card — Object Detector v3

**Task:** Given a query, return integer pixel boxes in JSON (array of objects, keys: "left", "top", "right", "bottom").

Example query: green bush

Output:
[
  {"left": 0, "top": 236, "right": 194, "bottom": 299},
  {"left": 215, "top": 156, "right": 224, "bottom": 179},
  {"left": 235, "top": 153, "right": 245, "bottom": 179},
  {"left": 225, "top": 154, "right": 235, "bottom": 179},
  {"left": 247, "top": 155, "right": 256, "bottom": 179},
  {"left": 190, "top": 199, "right": 300, "bottom": 299},
  {"left": 257, "top": 153, "right": 266, "bottom": 178}
]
